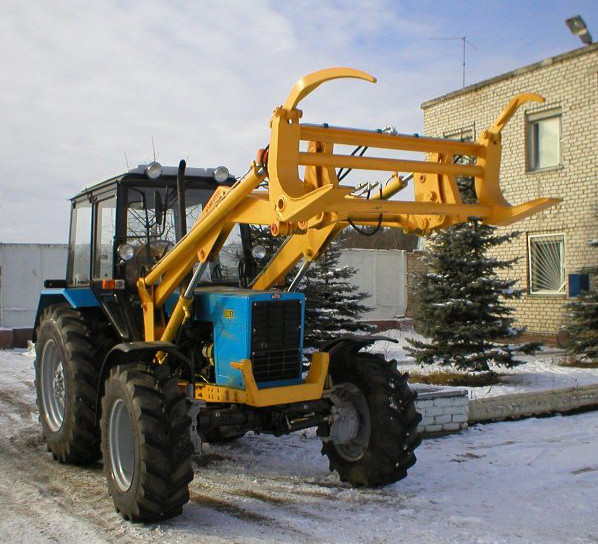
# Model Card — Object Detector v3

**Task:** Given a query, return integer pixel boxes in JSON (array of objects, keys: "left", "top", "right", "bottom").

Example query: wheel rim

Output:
[
  {"left": 332, "top": 384, "right": 371, "bottom": 462},
  {"left": 108, "top": 399, "right": 136, "bottom": 491},
  {"left": 41, "top": 339, "right": 66, "bottom": 431}
]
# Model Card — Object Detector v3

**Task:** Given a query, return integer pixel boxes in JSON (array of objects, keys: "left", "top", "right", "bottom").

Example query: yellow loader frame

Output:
[{"left": 137, "top": 68, "right": 560, "bottom": 406}]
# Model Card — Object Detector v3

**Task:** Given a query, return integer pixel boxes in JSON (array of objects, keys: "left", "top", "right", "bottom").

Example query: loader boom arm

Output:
[{"left": 138, "top": 67, "right": 561, "bottom": 343}]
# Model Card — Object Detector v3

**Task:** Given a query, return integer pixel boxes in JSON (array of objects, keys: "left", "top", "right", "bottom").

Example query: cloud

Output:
[
  {"left": 0, "top": 0, "right": 434, "bottom": 242},
  {"left": 0, "top": 0, "right": 594, "bottom": 242}
]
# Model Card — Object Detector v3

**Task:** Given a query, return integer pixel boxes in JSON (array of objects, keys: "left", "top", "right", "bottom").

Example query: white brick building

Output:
[{"left": 421, "top": 44, "right": 598, "bottom": 335}]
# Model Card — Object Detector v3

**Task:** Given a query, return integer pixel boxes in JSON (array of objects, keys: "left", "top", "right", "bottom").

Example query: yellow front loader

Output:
[{"left": 34, "top": 68, "right": 559, "bottom": 522}]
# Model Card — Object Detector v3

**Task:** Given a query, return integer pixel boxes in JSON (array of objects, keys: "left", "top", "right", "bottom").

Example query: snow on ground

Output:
[
  {"left": 0, "top": 348, "right": 597, "bottom": 544},
  {"left": 370, "top": 329, "right": 598, "bottom": 398}
]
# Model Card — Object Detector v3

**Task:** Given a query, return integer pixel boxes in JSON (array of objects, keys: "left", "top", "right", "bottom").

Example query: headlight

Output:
[
  {"left": 214, "top": 166, "right": 229, "bottom": 183},
  {"left": 145, "top": 161, "right": 162, "bottom": 179},
  {"left": 252, "top": 245, "right": 267, "bottom": 259},
  {"left": 117, "top": 243, "right": 135, "bottom": 261}
]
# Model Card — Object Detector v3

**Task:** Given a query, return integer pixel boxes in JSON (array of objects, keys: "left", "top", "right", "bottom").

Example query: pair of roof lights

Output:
[{"left": 144, "top": 161, "right": 230, "bottom": 183}]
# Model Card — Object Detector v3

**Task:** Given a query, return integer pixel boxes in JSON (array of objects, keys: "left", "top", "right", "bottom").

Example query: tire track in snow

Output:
[
  {"left": 0, "top": 399, "right": 322, "bottom": 543},
  {"left": 0, "top": 388, "right": 36, "bottom": 417}
]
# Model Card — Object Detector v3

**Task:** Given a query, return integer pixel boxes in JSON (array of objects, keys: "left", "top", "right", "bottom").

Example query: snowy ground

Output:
[
  {"left": 1, "top": 348, "right": 597, "bottom": 543},
  {"left": 370, "top": 329, "right": 598, "bottom": 399}
]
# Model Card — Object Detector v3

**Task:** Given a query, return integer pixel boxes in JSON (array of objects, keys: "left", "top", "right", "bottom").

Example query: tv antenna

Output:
[
  {"left": 430, "top": 36, "right": 478, "bottom": 88},
  {"left": 145, "top": 136, "right": 160, "bottom": 165},
  {"left": 151, "top": 135, "right": 159, "bottom": 162}
]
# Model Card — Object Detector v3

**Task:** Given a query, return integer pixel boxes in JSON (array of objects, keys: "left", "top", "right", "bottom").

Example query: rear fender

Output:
[{"left": 33, "top": 288, "right": 100, "bottom": 340}]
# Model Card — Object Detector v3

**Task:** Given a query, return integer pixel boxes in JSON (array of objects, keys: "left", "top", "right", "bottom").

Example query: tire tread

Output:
[{"left": 100, "top": 363, "right": 193, "bottom": 522}]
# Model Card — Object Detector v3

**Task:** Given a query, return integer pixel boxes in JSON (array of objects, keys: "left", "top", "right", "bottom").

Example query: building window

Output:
[
  {"left": 527, "top": 109, "right": 561, "bottom": 171},
  {"left": 443, "top": 126, "right": 474, "bottom": 142},
  {"left": 444, "top": 127, "right": 476, "bottom": 202},
  {"left": 528, "top": 233, "right": 566, "bottom": 294}
]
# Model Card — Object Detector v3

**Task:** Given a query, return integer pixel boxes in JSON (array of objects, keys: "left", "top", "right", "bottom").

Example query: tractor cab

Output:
[{"left": 40, "top": 163, "right": 256, "bottom": 341}]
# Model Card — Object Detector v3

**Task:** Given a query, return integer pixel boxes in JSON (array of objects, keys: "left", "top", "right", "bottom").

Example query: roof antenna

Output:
[
  {"left": 151, "top": 136, "right": 159, "bottom": 162},
  {"left": 124, "top": 151, "right": 130, "bottom": 170},
  {"left": 429, "top": 36, "right": 478, "bottom": 87}
]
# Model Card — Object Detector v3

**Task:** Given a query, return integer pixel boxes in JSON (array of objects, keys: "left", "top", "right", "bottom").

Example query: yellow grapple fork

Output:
[{"left": 138, "top": 67, "right": 560, "bottom": 406}]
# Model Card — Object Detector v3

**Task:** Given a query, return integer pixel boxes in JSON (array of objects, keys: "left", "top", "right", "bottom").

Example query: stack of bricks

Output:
[{"left": 414, "top": 386, "right": 469, "bottom": 434}]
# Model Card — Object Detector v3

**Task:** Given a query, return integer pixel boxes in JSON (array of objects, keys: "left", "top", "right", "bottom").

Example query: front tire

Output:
[
  {"left": 322, "top": 352, "right": 421, "bottom": 487},
  {"left": 100, "top": 364, "right": 194, "bottom": 522}
]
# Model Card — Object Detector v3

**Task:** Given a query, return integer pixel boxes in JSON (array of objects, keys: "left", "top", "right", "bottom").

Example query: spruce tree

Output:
[
  {"left": 565, "top": 239, "right": 598, "bottom": 362},
  {"left": 405, "top": 219, "right": 539, "bottom": 372},
  {"left": 249, "top": 226, "right": 374, "bottom": 350}
]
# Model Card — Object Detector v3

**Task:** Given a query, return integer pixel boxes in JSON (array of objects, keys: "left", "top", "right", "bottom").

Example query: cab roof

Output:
[{"left": 71, "top": 164, "right": 235, "bottom": 201}]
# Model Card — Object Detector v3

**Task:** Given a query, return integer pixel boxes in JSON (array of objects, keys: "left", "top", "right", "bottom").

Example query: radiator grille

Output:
[{"left": 251, "top": 300, "right": 302, "bottom": 384}]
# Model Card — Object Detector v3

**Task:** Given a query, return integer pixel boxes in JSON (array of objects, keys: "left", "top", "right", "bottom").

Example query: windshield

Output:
[{"left": 124, "top": 185, "right": 243, "bottom": 284}]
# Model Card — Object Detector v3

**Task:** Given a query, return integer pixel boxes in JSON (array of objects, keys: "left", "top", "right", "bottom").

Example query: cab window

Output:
[{"left": 67, "top": 200, "right": 92, "bottom": 285}]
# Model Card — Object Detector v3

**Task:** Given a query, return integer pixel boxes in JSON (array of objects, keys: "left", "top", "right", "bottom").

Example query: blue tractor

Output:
[{"left": 33, "top": 160, "right": 421, "bottom": 522}]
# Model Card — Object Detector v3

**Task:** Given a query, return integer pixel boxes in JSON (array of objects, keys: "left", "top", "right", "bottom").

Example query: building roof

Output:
[{"left": 422, "top": 43, "right": 598, "bottom": 109}]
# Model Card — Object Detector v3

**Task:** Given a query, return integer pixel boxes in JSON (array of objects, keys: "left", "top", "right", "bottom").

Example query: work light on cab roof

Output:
[{"left": 145, "top": 161, "right": 162, "bottom": 179}]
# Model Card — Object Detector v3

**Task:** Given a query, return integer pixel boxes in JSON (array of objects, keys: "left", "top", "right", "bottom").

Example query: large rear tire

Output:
[
  {"left": 100, "top": 364, "right": 194, "bottom": 522},
  {"left": 35, "top": 304, "right": 105, "bottom": 464},
  {"left": 321, "top": 352, "right": 421, "bottom": 487}
]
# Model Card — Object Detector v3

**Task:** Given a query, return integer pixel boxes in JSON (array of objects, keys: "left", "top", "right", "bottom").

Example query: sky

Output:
[{"left": 0, "top": 0, "right": 596, "bottom": 243}]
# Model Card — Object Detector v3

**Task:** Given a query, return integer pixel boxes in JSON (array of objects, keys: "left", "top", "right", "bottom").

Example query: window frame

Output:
[
  {"left": 527, "top": 232, "right": 566, "bottom": 296},
  {"left": 526, "top": 108, "right": 562, "bottom": 172}
]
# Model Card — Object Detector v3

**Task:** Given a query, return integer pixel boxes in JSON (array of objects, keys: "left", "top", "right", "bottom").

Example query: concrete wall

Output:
[
  {"left": 422, "top": 44, "right": 598, "bottom": 334},
  {"left": 0, "top": 244, "right": 68, "bottom": 328},
  {"left": 338, "top": 249, "right": 407, "bottom": 321},
  {"left": 0, "top": 243, "right": 407, "bottom": 327},
  {"left": 468, "top": 384, "right": 598, "bottom": 422}
]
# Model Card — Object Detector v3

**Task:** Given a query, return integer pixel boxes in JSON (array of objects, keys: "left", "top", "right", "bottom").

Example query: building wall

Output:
[
  {"left": 0, "top": 244, "right": 68, "bottom": 328},
  {"left": 0, "top": 243, "right": 407, "bottom": 330},
  {"left": 422, "top": 45, "right": 598, "bottom": 334},
  {"left": 405, "top": 250, "right": 426, "bottom": 318}
]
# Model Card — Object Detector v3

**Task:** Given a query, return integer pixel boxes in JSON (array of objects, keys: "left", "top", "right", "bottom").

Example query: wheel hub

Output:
[
  {"left": 108, "top": 399, "right": 136, "bottom": 491},
  {"left": 41, "top": 339, "right": 66, "bottom": 432},
  {"left": 325, "top": 383, "right": 371, "bottom": 462},
  {"left": 52, "top": 365, "right": 65, "bottom": 400}
]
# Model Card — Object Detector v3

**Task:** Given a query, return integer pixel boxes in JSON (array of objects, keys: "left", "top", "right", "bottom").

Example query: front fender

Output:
[
  {"left": 95, "top": 341, "right": 194, "bottom": 424},
  {"left": 320, "top": 335, "right": 397, "bottom": 360}
]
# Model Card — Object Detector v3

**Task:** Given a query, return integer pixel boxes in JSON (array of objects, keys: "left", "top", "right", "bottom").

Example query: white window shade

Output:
[{"left": 527, "top": 110, "right": 561, "bottom": 171}]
